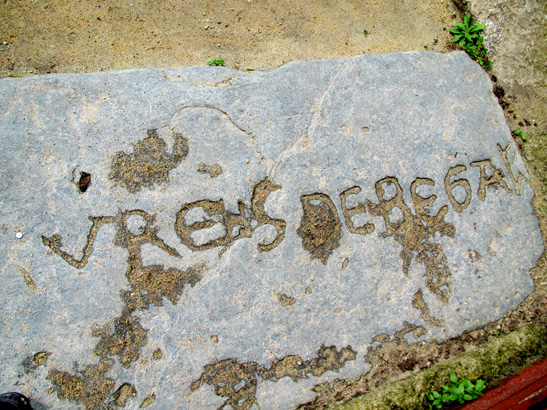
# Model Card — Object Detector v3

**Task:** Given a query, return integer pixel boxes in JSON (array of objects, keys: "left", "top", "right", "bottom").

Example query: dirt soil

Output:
[
  {"left": 0, "top": 0, "right": 461, "bottom": 75},
  {"left": 2, "top": 1, "right": 547, "bottom": 409}
]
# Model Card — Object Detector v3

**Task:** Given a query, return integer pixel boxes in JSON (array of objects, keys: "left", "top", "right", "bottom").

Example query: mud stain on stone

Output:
[
  {"left": 92, "top": 313, "right": 148, "bottom": 368},
  {"left": 109, "top": 128, "right": 189, "bottom": 193},
  {"left": 139, "top": 393, "right": 156, "bottom": 408},
  {"left": 277, "top": 292, "right": 296, "bottom": 306},
  {"left": 113, "top": 383, "right": 137, "bottom": 407},
  {"left": 16, "top": 263, "right": 36, "bottom": 291},
  {"left": 152, "top": 348, "right": 163, "bottom": 360},
  {"left": 297, "top": 193, "right": 342, "bottom": 265},
  {"left": 47, "top": 359, "right": 115, "bottom": 410},
  {"left": 43, "top": 209, "right": 205, "bottom": 409},
  {"left": 367, "top": 322, "right": 427, "bottom": 374},
  {"left": 260, "top": 345, "right": 357, "bottom": 382},
  {"left": 304, "top": 313, "right": 530, "bottom": 410},
  {"left": 192, "top": 359, "right": 261, "bottom": 410},
  {"left": 370, "top": 321, "right": 427, "bottom": 347},
  {"left": 34, "top": 351, "right": 51, "bottom": 366},
  {"left": 468, "top": 248, "right": 482, "bottom": 262},
  {"left": 191, "top": 345, "right": 356, "bottom": 410},
  {"left": 22, "top": 351, "right": 51, "bottom": 373},
  {"left": 198, "top": 163, "right": 223, "bottom": 178}
]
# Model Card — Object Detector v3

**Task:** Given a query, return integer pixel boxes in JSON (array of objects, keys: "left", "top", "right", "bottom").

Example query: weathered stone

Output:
[{"left": 0, "top": 52, "right": 542, "bottom": 409}]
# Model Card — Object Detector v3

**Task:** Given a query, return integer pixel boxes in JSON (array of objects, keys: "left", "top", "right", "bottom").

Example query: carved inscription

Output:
[
  {"left": 174, "top": 177, "right": 286, "bottom": 255},
  {"left": 42, "top": 140, "right": 530, "bottom": 408},
  {"left": 367, "top": 177, "right": 455, "bottom": 304},
  {"left": 470, "top": 159, "right": 511, "bottom": 201},
  {"left": 251, "top": 177, "right": 287, "bottom": 252},
  {"left": 43, "top": 210, "right": 203, "bottom": 408},
  {"left": 340, "top": 186, "right": 374, "bottom": 235},
  {"left": 498, "top": 143, "right": 529, "bottom": 195},
  {"left": 444, "top": 165, "right": 472, "bottom": 213},
  {"left": 176, "top": 199, "right": 252, "bottom": 254},
  {"left": 77, "top": 145, "right": 528, "bottom": 268},
  {"left": 42, "top": 216, "right": 114, "bottom": 269}
]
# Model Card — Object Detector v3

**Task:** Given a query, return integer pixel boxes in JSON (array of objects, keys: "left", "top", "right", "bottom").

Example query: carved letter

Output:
[
  {"left": 367, "top": 177, "right": 412, "bottom": 236},
  {"left": 444, "top": 165, "right": 472, "bottom": 213},
  {"left": 42, "top": 216, "right": 115, "bottom": 268},
  {"left": 340, "top": 186, "right": 374, "bottom": 235},
  {"left": 470, "top": 159, "right": 511, "bottom": 201},
  {"left": 369, "top": 176, "right": 455, "bottom": 303},
  {"left": 175, "top": 199, "right": 251, "bottom": 254},
  {"left": 251, "top": 178, "right": 287, "bottom": 252},
  {"left": 498, "top": 143, "right": 529, "bottom": 196},
  {"left": 410, "top": 177, "right": 448, "bottom": 225}
]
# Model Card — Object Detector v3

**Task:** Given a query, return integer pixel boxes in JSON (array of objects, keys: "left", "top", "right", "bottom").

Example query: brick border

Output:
[{"left": 462, "top": 358, "right": 547, "bottom": 410}]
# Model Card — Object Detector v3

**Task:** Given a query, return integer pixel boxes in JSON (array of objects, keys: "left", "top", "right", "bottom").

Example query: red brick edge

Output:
[{"left": 462, "top": 357, "right": 547, "bottom": 410}]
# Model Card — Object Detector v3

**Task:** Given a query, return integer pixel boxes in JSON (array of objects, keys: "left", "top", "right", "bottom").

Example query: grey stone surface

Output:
[{"left": 0, "top": 51, "right": 543, "bottom": 410}]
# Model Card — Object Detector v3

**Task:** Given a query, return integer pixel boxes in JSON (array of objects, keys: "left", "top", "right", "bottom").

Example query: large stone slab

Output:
[{"left": 0, "top": 51, "right": 543, "bottom": 410}]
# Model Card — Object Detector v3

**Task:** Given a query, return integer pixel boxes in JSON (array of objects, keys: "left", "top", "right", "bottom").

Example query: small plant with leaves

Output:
[
  {"left": 427, "top": 374, "right": 485, "bottom": 409},
  {"left": 450, "top": 14, "right": 491, "bottom": 68},
  {"left": 514, "top": 130, "right": 528, "bottom": 142},
  {"left": 207, "top": 58, "right": 225, "bottom": 66}
]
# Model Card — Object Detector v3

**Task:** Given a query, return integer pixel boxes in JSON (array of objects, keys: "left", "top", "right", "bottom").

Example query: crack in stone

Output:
[{"left": 271, "top": 61, "right": 349, "bottom": 179}]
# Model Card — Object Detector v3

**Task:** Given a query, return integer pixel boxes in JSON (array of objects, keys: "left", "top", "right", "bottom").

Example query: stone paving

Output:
[{"left": 0, "top": 51, "right": 543, "bottom": 409}]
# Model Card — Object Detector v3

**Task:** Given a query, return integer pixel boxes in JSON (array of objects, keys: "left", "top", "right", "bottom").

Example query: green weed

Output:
[
  {"left": 514, "top": 130, "right": 528, "bottom": 142},
  {"left": 207, "top": 58, "right": 225, "bottom": 66},
  {"left": 450, "top": 14, "right": 491, "bottom": 68},
  {"left": 427, "top": 374, "right": 485, "bottom": 409}
]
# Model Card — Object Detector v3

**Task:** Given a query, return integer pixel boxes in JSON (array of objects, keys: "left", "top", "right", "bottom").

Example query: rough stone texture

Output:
[
  {"left": 0, "top": 52, "right": 543, "bottom": 410},
  {"left": 454, "top": 0, "right": 547, "bottom": 137}
]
